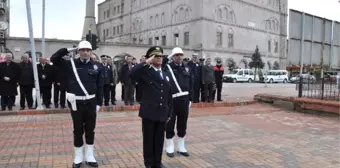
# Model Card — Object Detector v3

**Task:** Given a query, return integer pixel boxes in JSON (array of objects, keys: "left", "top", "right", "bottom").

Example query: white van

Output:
[
  {"left": 223, "top": 69, "right": 258, "bottom": 83},
  {"left": 264, "top": 70, "right": 289, "bottom": 83}
]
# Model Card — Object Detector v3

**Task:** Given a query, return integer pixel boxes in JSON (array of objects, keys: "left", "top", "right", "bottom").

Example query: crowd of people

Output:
[{"left": 0, "top": 50, "right": 225, "bottom": 111}]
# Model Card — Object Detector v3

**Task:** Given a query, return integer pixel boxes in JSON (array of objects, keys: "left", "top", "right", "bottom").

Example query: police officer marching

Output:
[
  {"left": 129, "top": 46, "right": 173, "bottom": 168},
  {"left": 164, "top": 47, "right": 193, "bottom": 158},
  {"left": 51, "top": 41, "right": 103, "bottom": 168}
]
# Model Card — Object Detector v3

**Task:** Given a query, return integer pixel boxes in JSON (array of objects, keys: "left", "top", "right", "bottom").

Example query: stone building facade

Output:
[{"left": 97, "top": 0, "right": 288, "bottom": 70}]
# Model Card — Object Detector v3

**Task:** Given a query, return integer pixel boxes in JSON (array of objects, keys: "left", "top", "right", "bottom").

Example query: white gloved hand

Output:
[
  {"left": 96, "top": 105, "right": 100, "bottom": 112},
  {"left": 67, "top": 48, "right": 77, "bottom": 52},
  {"left": 189, "top": 101, "right": 192, "bottom": 108}
]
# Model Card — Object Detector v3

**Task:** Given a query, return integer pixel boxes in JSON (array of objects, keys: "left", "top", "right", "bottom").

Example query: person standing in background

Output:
[
  {"left": 135, "top": 56, "right": 146, "bottom": 103},
  {"left": 18, "top": 54, "right": 34, "bottom": 110},
  {"left": 201, "top": 58, "right": 215, "bottom": 102},
  {"left": 108, "top": 56, "right": 118, "bottom": 105},
  {"left": 213, "top": 59, "right": 224, "bottom": 101}
]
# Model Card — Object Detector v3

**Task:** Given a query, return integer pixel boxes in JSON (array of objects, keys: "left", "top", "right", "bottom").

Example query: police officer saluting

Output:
[
  {"left": 51, "top": 41, "right": 103, "bottom": 168},
  {"left": 129, "top": 46, "right": 173, "bottom": 168},
  {"left": 164, "top": 47, "right": 193, "bottom": 158}
]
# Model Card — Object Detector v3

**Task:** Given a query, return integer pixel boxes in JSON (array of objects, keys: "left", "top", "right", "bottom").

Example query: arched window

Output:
[
  {"left": 229, "top": 11, "right": 234, "bottom": 22},
  {"left": 161, "top": 13, "right": 165, "bottom": 25},
  {"left": 155, "top": 14, "right": 159, "bottom": 27},
  {"left": 228, "top": 28, "right": 234, "bottom": 48},
  {"left": 271, "top": 20, "right": 275, "bottom": 30},
  {"left": 149, "top": 16, "right": 153, "bottom": 28},
  {"left": 179, "top": 7, "right": 184, "bottom": 21},
  {"left": 174, "top": 11, "right": 178, "bottom": 22},
  {"left": 217, "top": 9, "right": 222, "bottom": 19},
  {"left": 216, "top": 26, "right": 223, "bottom": 47},
  {"left": 185, "top": 8, "right": 189, "bottom": 19},
  {"left": 224, "top": 7, "right": 228, "bottom": 20}
]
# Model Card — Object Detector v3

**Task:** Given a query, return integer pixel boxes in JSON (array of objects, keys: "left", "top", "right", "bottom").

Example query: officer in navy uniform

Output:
[
  {"left": 163, "top": 47, "right": 193, "bottom": 158},
  {"left": 51, "top": 41, "right": 103, "bottom": 168},
  {"left": 199, "top": 58, "right": 205, "bottom": 102},
  {"left": 100, "top": 55, "right": 113, "bottom": 106},
  {"left": 129, "top": 46, "right": 173, "bottom": 168},
  {"left": 187, "top": 54, "right": 201, "bottom": 103}
]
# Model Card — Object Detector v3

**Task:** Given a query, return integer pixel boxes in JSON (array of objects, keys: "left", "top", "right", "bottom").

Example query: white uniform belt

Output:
[
  {"left": 75, "top": 94, "right": 95, "bottom": 100},
  {"left": 172, "top": 91, "right": 189, "bottom": 98}
]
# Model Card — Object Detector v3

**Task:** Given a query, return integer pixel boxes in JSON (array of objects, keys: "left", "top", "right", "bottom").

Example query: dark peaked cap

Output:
[{"left": 145, "top": 46, "right": 164, "bottom": 58}]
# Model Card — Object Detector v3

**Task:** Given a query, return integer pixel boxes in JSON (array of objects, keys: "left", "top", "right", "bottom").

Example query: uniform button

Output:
[
  {"left": 160, "top": 103, "right": 162, "bottom": 106},
  {"left": 161, "top": 84, "right": 163, "bottom": 86},
  {"left": 160, "top": 97, "right": 163, "bottom": 99},
  {"left": 161, "top": 90, "right": 163, "bottom": 92}
]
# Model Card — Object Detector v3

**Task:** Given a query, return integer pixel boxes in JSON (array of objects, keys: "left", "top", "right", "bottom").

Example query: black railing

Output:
[{"left": 296, "top": 77, "right": 340, "bottom": 101}]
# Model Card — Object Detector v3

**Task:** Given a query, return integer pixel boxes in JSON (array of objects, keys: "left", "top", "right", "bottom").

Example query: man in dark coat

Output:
[
  {"left": 187, "top": 54, "right": 201, "bottom": 103},
  {"left": 129, "top": 46, "right": 173, "bottom": 168},
  {"left": 201, "top": 58, "right": 215, "bottom": 102},
  {"left": 119, "top": 55, "right": 136, "bottom": 106},
  {"left": 18, "top": 53, "right": 34, "bottom": 110},
  {"left": 213, "top": 59, "right": 224, "bottom": 101},
  {"left": 0, "top": 53, "right": 20, "bottom": 111},
  {"left": 37, "top": 57, "right": 54, "bottom": 108},
  {"left": 53, "top": 60, "right": 67, "bottom": 109},
  {"left": 100, "top": 55, "right": 113, "bottom": 106}
]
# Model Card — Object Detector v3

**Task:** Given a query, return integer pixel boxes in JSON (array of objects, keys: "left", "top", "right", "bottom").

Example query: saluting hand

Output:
[
  {"left": 146, "top": 55, "right": 155, "bottom": 64},
  {"left": 166, "top": 117, "right": 171, "bottom": 123}
]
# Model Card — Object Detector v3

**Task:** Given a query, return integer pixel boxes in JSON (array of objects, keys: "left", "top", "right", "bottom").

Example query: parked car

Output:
[
  {"left": 260, "top": 70, "right": 289, "bottom": 83},
  {"left": 223, "top": 69, "right": 258, "bottom": 83},
  {"left": 290, "top": 74, "right": 316, "bottom": 83}
]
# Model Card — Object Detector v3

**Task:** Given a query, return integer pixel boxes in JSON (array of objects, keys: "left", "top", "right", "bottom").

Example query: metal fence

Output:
[{"left": 296, "top": 78, "right": 340, "bottom": 101}]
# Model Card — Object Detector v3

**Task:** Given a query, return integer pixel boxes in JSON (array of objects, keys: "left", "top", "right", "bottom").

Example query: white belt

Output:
[
  {"left": 75, "top": 94, "right": 95, "bottom": 100},
  {"left": 172, "top": 91, "right": 189, "bottom": 98}
]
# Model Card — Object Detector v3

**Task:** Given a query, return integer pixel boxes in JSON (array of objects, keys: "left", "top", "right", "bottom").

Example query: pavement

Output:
[
  {"left": 0, "top": 104, "right": 339, "bottom": 168},
  {"left": 12, "top": 83, "right": 298, "bottom": 109}
]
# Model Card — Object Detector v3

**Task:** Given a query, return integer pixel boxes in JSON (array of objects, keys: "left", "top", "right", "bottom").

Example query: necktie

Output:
[
  {"left": 129, "top": 65, "right": 132, "bottom": 71},
  {"left": 158, "top": 70, "right": 163, "bottom": 80}
]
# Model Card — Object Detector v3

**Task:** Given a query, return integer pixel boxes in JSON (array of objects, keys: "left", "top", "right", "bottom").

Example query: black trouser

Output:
[
  {"left": 121, "top": 85, "right": 124, "bottom": 100},
  {"left": 212, "top": 81, "right": 223, "bottom": 101},
  {"left": 135, "top": 84, "right": 142, "bottom": 102},
  {"left": 20, "top": 85, "right": 33, "bottom": 108},
  {"left": 40, "top": 86, "right": 52, "bottom": 107},
  {"left": 103, "top": 84, "right": 110, "bottom": 106},
  {"left": 71, "top": 99, "right": 97, "bottom": 147},
  {"left": 110, "top": 84, "right": 116, "bottom": 104},
  {"left": 142, "top": 118, "right": 166, "bottom": 167},
  {"left": 166, "top": 96, "right": 189, "bottom": 139},
  {"left": 53, "top": 84, "right": 66, "bottom": 108},
  {"left": 193, "top": 81, "right": 200, "bottom": 102},
  {"left": 1, "top": 95, "right": 15, "bottom": 110},
  {"left": 204, "top": 83, "right": 214, "bottom": 102},
  {"left": 200, "top": 83, "right": 205, "bottom": 102},
  {"left": 124, "top": 84, "right": 135, "bottom": 104}
]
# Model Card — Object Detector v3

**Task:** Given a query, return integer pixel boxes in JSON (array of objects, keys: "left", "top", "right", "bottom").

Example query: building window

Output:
[
  {"left": 268, "top": 40, "right": 271, "bottom": 52},
  {"left": 113, "top": 7, "right": 116, "bottom": 15},
  {"left": 218, "top": 9, "right": 222, "bottom": 19},
  {"left": 216, "top": 32, "right": 222, "bottom": 46},
  {"left": 117, "top": 5, "right": 120, "bottom": 14},
  {"left": 155, "top": 14, "right": 159, "bottom": 27},
  {"left": 148, "top": 37, "right": 152, "bottom": 45},
  {"left": 133, "top": 38, "right": 137, "bottom": 44},
  {"left": 121, "top": 4, "right": 124, "bottom": 14},
  {"left": 155, "top": 37, "right": 159, "bottom": 45},
  {"left": 107, "top": 9, "right": 110, "bottom": 18},
  {"left": 117, "top": 26, "right": 120, "bottom": 34},
  {"left": 120, "top": 24, "right": 123, "bottom": 34},
  {"left": 174, "top": 33, "right": 179, "bottom": 46},
  {"left": 228, "top": 33, "right": 234, "bottom": 47},
  {"left": 139, "top": 38, "right": 143, "bottom": 44},
  {"left": 104, "top": 11, "right": 106, "bottom": 19},
  {"left": 184, "top": 32, "right": 189, "bottom": 45},
  {"left": 113, "top": 27, "right": 116, "bottom": 35},
  {"left": 161, "top": 35, "right": 166, "bottom": 46},
  {"left": 185, "top": 8, "right": 189, "bottom": 19},
  {"left": 161, "top": 13, "right": 165, "bottom": 25},
  {"left": 274, "top": 41, "right": 278, "bottom": 53},
  {"left": 150, "top": 16, "right": 153, "bottom": 28}
]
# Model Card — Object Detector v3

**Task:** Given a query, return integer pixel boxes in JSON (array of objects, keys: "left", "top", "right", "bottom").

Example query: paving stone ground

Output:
[{"left": 0, "top": 104, "right": 339, "bottom": 168}]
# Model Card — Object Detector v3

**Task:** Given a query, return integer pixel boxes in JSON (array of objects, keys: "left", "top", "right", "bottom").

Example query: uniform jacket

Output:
[
  {"left": 214, "top": 65, "right": 224, "bottom": 83},
  {"left": 0, "top": 61, "right": 20, "bottom": 96},
  {"left": 187, "top": 61, "right": 201, "bottom": 85},
  {"left": 101, "top": 63, "right": 113, "bottom": 85},
  {"left": 202, "top": 64, "right": 215, "bottom": 84},
  {"left": 50, "top": 48, "right": 104, "bottom": 105},
  {"left": 129, "top": 62, "right": 173, "bottom": 122},
  {"left": 166, "top": 61, "right": 194, "bottom": 101},
  {"left": 18, "top": 61, "right": 34, "bottom": 86},
  {"left": 53, "top": 65, "right": 68, "bottom": 90},
  {"left": 37, "top": 63, "right": 54, "bottom": 87}
]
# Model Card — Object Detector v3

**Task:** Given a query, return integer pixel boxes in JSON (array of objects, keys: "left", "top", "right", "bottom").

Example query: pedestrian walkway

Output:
[{"left": 0, "top": 104, "right": 339, "bottom": 168}]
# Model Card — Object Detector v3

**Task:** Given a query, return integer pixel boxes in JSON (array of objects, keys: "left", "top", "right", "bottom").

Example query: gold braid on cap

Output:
[{"left": 149, "top": 50, "right": 162, "bottom": 56}]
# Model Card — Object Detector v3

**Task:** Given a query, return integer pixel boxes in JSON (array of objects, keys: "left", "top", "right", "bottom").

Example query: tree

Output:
[
  {"left": 240, "top": 59, "right": 248, "bottom": 69},
  {"left": 226, "top": 58, "right": 236, "bottom": 72},
  {"left": 248, "top": 46, "right": 265, "bottom": 80},
  {"left": 273, "top": 61, "right": 280, "bottom": 70},
  {"left": 267, "top": 61, "right": 272, "bottom": 70}
]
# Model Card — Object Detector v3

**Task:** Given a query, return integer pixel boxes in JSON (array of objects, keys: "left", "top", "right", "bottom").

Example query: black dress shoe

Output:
[
  {"left": 178, "top": 151, "right": 190, "bottom": 157},
  {"left": 166, "top": 152, "right": 174, "bottom": 158},
  {"left": 72, "top": 163, "right": 81, "bottom": 168},
  {"left": 86, "top": 161, "right": 98, "bottom": 167}
]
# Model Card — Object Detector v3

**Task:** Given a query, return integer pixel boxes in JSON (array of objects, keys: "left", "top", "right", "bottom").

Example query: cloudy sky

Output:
[{"left": 9, "top": 0, "right": 340, "bottom": 40}]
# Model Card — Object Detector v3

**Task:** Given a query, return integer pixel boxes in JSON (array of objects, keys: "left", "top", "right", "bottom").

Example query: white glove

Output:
[
  {"left": 96, "top": 105, "right": 100, "bottom": 112},
  {"left": 189, "top": 101, "right": 192, "bottom": 108},
  {"left": 66, "top": 93, "right": 77, "bottom": 111},
  {"left": 67, "top": 48, "right": 77, "bottom": 52}
]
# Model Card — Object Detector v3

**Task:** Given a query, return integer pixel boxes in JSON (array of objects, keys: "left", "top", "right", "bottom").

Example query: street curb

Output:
[{"left": 0, "top": 100, "right": 256, "bottom": 116}]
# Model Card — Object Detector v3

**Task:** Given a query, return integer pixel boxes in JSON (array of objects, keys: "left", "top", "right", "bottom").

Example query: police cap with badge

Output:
[
  {"left": 145, "top": 46, "right": 164, "bottom": 58},
  {"left": 199, "top": 58, "right": 205, "bottom": 62}
]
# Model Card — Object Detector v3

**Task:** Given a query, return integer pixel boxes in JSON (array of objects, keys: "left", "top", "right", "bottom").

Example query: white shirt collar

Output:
[{"left": 151, "top": 65, "right": 162, "bottom": 72}]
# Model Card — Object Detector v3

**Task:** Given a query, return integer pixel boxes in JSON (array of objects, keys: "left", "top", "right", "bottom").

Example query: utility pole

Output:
[
  {"left": 298, "top": 13, "right": 305, "bottom": 97},
  {"left": 42, "top": 0, "right": 45, "bottom": 56},
  {"left": 26, "top": 0, "right": 43, "bottom": 110},
  {"left": 264, "top": 20, "right": 270, "bottom": 88}
]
